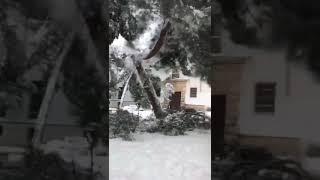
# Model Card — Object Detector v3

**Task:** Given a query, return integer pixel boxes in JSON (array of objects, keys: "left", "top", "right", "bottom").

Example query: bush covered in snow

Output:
[
  {"left": 158, "top": 111, "right": 188, "bottom": 136},
  {"left": 136, "top": 117, "right": 159, "bottom": 133},
  {"left": 182, "top": 109, "right": 211, "bottom": 130},
  {"left": 109, "top": 109, "right": 139, "bottom": 140},
  {"left": 155, "top": 109, "right": 211, "bottom": 136}
]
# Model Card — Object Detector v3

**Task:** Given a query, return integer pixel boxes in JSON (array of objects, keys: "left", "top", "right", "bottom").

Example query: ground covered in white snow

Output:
[{"left": 109, "top": 130, "right": 211, "bottom": 180}]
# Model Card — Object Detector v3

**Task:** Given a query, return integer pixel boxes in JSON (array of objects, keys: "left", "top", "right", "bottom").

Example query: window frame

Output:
[
  {"left": 190, "top": 87, "right": 198, "bottom": 98},
  {"left": 254, "top": 82, "right": 276, "bottom": 113},
  {"left": 172, "top": 69, "right": 180, "bottom": 79}
]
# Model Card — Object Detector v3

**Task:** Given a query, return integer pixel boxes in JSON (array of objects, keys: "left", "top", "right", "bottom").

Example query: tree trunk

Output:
[
  {"left": 134, "top": 60, "right": 166, "bottom": 119},
  {"left": 128, "top": 21, "right": 171, "bottom": 119},
  {"left": 32, "top": 31, "right": 75, "bottom": 148}
]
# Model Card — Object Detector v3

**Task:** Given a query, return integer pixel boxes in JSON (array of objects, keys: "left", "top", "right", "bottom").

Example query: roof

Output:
[{"left": 170, "top": 78, "right": 189, "bottom": 82}]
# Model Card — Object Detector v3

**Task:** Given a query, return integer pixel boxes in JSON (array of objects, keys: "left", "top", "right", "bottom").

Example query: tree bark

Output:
[
  {"left": 32, "top": 31, "right": 75, "bottom": 148},
  {"left": 134, "top": 60, "right": 166, "bottom": 119},
  {"left": 130, "top": 21, "right": 171, "bottom": 119}
]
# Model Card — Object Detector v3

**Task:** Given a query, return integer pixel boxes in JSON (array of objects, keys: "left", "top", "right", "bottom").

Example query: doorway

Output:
[
  {"left": 212, "top": 94, "right": 226, "bottom": 157},
  {"left": 169, "top": 92, "right": 182, "bottom": 110}
]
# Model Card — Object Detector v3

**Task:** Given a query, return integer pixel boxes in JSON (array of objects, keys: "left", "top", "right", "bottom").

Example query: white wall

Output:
[
  {"left": 226, "top": 37, "right": 320, "bottom": 141},
  {"left": 152, "top": 68, "right": 211, "bottom": 107},
  {"left": 238, "top": 50, "right": 289, "bottom": 137},
  {"left": 184, "top": 76, "right": 211, "bottom": 107}
]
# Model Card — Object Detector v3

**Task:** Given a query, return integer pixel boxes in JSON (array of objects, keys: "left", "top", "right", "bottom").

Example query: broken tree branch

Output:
[{"left": 144, "top": 20, "right": 171, "bottom": 60}]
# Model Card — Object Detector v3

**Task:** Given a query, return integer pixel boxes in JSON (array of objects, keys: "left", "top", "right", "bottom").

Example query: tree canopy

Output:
[
  {"left": 109, "top": 0, "right": 211, "bottom": 81},
  {"left": 217, "top": 0, "right": 320, "bottom": 79}
]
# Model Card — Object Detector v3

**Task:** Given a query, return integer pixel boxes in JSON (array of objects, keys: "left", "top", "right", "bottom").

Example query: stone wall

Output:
[
  {"left": 168, "top": 79, "right": 188, "bottom": 107},
  {"left": 211, "top": 62, "right": 246, "bottom": 143},
  {"left": 184, "top": 104, "right": 207, "bottom": 111}
]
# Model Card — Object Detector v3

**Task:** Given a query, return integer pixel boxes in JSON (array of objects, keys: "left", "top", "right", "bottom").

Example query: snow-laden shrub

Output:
[
  {"left": 181, "top": 109, "right": 210, "bottom": 130},
  {"left": 109, "top": 109, "right": 139, "bottom": 140},
  {"left": 136, "top": 117, "right": 159, "bottom": 133},
  {"left": 158, "top": 111, "right": 188, "bottom": 136}
]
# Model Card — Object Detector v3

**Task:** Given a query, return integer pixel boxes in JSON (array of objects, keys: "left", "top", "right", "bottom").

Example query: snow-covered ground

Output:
[
  {"left": 122, "top": 105, "right": 212, "bottom": 120},
  {"left": 122, "top": 105, "right": 155, "bottom": 119},
  {"left": 109, "top": 130, "right": 211, "bottom": 180},
  {"left": 41, "top": 137, "right": 107, "bottom": 179}
]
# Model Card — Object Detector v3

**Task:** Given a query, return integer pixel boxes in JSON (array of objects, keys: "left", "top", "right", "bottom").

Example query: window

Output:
[
  {"left": 190, "top": 88, "right": 197, "bottom": 98},
  {"left": 255, "top": 82, "right": 276, "bottom": 113},
  {"left": 172, "top": 69, "right": 179, "bottom": 79}
]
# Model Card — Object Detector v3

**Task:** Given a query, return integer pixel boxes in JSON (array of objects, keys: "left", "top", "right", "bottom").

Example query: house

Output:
[
  {"left": 110, "top": 66, "right": 212, "bottom": 112},
  {"left": 210, "top": 5, "right": 314, "bottom": 160},
  {"left": 211, "top": 30, "right": 320, "bottom": 160},
  {"left": 159, "top": 69, "right": 211, "bottom": 111}
]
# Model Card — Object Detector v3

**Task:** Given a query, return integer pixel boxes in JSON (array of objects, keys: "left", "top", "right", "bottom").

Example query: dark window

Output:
[
  {"left": 255, "top": 83, "right": 276, "bottom": 113},
  {"left": 190, "top": 88, "right": 197, "bottom": 98},
  {"left": 172, "top": 70, "right": 179, "bottom": 79},
  {"left": 0, "top": 125, "right": 3, "bottom": 136}
]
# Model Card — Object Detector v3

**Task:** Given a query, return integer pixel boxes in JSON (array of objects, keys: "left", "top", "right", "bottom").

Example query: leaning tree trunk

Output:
[
  {"left": 133, "top": 60, "right": 167, "bottom": 119},
  {"left": 130, "top": 21, "right": 171, "bottom": 119},
  {"left": 32, "top": 31, "right": 75, "bottom": 148}
]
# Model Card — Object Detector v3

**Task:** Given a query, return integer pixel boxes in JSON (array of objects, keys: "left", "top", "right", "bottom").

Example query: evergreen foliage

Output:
[
  {"left": 109, "top": 109, "right": 139, "bottom": 140},
  {"left": 158, "top": 111, "right": 187, "bottom": 136}
]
